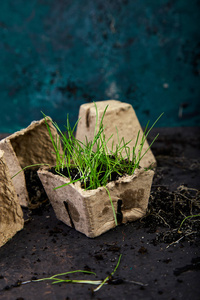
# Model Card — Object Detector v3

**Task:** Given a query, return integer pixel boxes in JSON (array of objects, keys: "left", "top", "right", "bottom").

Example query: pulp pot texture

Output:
[
  {"left": 38, "top": 167, "right": 154, "bottom": 238},
  {"left": 0, "top": 150, "right": 24, "bottom": 247}
]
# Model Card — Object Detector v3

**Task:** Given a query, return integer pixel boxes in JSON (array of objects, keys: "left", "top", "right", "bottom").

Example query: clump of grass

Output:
[{"left": 43, "top": 103, "right": 163, "bottom": 191}]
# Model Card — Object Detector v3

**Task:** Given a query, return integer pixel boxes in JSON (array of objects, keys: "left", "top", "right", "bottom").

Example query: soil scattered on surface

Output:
[
  {"left": 0, "top": 127, "right": 199, "bottom": 300},
  {"left": 26, "top": 168, "right": 200, "bottom": 246},
  {"left": 141, "top": 184, "right": 200, "bottom": 246}
]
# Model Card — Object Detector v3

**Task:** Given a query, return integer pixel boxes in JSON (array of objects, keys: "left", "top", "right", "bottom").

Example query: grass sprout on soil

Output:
[
  {"left": 21, "top": 255, "right": 122, "bottom": 293},
  {"left": 43, "top": 103, "right": 163, "bottom": 191},
  {"left": 178, "top": 213, "right": 200, "bottom": 233}
]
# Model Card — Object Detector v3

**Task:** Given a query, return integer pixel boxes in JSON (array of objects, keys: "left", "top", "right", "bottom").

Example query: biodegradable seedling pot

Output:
[
  {"left": 0, "top": 118, "right": 61, "bottom": 207},
  {"left": 37, "top": 102, "right": 161, "bottom": 237},
  {"left": 0, "top": 150, "right": 24, "bottom": 247},
  {"left": 38, "top": 167, "right": 154, "bottom": 238}
]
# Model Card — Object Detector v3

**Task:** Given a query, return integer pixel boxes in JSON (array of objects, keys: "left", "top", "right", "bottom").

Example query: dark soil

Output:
[
  {"left": 0, "top": 127, "right": 200, "bottom": 300},
  {"left": 49, "top": 165, "right": 123, "bottom": 189},
  {"left": 24, "top": 169, "right": 49, "bottom": 211},
  {"left": 49, "top": 154, "right": 134, "bottom": 189}
]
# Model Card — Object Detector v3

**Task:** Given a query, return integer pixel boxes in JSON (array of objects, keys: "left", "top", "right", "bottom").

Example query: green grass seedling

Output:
[
  {"left": 21, "top": 255, "right": 122, "bottom": 292},
  {"left": 178, "top": 213, "right": 200, "bottom": 233}
]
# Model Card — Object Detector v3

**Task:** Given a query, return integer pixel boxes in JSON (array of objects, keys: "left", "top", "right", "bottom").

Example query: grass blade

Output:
[{"left": 94, "top": 254, "right": 122, "bottom": 292}]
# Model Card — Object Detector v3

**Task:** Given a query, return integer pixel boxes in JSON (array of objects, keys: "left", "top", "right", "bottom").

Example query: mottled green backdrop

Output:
[{"left": 0, "top": 0, "right": 199, "bottom": 133}]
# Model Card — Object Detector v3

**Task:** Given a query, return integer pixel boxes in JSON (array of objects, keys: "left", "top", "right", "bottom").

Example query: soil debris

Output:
[{"left": 139, "top": 185, "right": 200, "bottom": 245}]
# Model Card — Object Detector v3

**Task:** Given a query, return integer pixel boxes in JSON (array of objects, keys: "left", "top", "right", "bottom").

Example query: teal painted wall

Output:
[{"left": 0, "top": 0, "right": 199, "bottom": 133}]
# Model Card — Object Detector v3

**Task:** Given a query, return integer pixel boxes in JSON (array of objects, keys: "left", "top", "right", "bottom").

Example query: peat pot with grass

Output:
[{"left": 38, "top": 104, "right": 162, "bottom": 238}]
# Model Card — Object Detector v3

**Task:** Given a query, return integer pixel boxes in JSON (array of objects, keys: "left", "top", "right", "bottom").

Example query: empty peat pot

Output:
[{"left": 38, "top": 167, "right": 154, "bottom": 238}]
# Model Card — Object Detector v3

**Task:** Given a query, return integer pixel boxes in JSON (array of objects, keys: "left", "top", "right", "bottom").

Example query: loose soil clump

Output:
[{"left": 140, "top": 184, "right": 200, "bottom": 246}]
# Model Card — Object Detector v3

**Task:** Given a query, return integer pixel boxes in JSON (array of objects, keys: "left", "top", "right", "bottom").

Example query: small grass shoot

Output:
[
  {"left": 93, "top": 253, "right": 122, "bottom": 292},
  {"left": 11, "top": 163, "right": 50, "bottom": 179},
  {"left": 21, "top": 255, "right": 122, "bottom": 292},
  {"left": 178, "top": 213, "right": 200, "bottom": 233}
]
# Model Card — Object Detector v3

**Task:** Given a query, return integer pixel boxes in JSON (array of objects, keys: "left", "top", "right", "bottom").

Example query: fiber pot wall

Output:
[
  {"left": 0, "top": 150, "right": 24, "bottom": 247},
  {"left": 0, "top": 118, "right": 61, "bottom": 207},
  {"left": 38, "top": 167, "right": 154, "bottom": 238}
]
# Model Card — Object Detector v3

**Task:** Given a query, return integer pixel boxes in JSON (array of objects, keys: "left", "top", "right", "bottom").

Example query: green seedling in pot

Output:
[
  {"left": 42, "top": 103, "right": 163, "bottom": 191},
  {"left": 42, "top": 102, "right": 162, "bottom": 225}
]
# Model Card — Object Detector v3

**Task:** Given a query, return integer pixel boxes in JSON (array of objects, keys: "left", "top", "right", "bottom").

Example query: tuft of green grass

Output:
[{"left": 42, "top": 103, "right": 163, "bottom": 191}]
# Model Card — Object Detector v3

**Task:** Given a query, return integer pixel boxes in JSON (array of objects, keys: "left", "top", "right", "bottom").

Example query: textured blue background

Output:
[{"left": 0, "top": 0, "right": 199, "bottom": 133}]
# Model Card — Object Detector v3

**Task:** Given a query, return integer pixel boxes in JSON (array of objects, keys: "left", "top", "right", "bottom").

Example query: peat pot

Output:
[
  {"left": 38, "top": 167, "right": 154, "bottom": 238},
  {"left": 0, "top": 117, "right": 60, "bottom": 207}
]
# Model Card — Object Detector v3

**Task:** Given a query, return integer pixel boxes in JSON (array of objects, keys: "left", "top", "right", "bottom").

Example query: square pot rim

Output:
[{"left": 37, "top": 166, "right": 154, "bottom": 196}]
